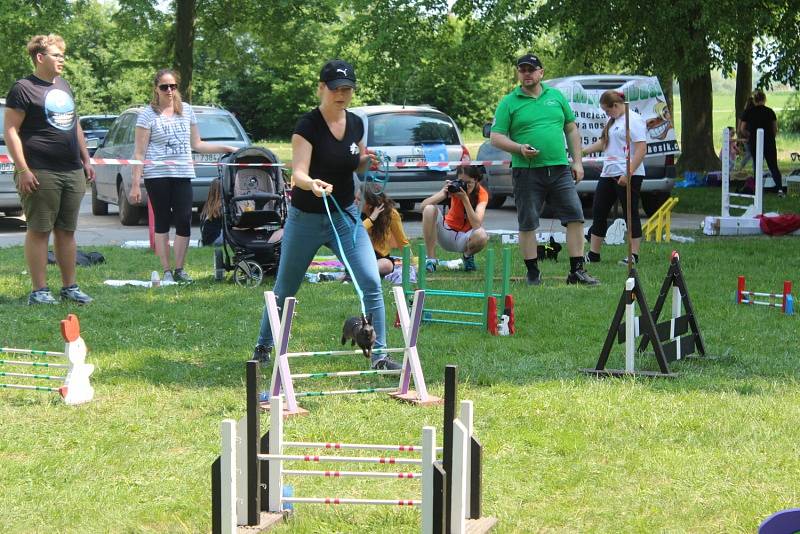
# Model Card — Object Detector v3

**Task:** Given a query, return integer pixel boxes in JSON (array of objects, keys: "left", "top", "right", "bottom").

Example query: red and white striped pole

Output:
[{"left": 737, "top": 276, "right": 746, "bottom": 304}]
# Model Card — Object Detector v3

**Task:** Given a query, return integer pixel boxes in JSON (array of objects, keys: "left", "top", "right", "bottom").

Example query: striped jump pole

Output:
[
  {"left": 0, "top": 314, "right": 94, "bottom": 405},
  {"left": 263, "top": 394, "right": 437, "bottom": 525},
  {"left": 265, "top": 286, "right": 439, "bottom": 416},
  {"left": 737, "top": 277, "right": 794, "bottom": 315}
]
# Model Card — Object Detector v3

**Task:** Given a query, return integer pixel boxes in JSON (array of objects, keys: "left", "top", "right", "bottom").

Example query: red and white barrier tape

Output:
[
  {"left": 0, "top": 154, "right": 283, "bottom": 167},
  {"left": 0, "top": 155, "right": 621, "bottom": 168}
]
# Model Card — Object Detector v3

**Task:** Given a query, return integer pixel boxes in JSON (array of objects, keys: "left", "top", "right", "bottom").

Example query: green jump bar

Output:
[
  {"left": 423, "top": 318, "right": 483, "bottom": 326},
  {"left": 423, "top": 290, "right": 485, "bottom": 298},
  {"left": 0, "top": 359, "right": 69, "bottom": 369},
  {"left": 295, "top": 387, "right": 398, "bottom": 397},
  {"left": 1, "top": 383, "right": 59, "bottom": 392},
  {"left": 0, "top": 371, "right": 63, "bottom": 381},
  {"left": 425, "top": 308, "right": 483, "bottom": 317}
]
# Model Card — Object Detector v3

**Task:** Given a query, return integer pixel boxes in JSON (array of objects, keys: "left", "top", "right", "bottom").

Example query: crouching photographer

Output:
[{"left": 420, "top": 164, "right": 489, "bottom": 272}]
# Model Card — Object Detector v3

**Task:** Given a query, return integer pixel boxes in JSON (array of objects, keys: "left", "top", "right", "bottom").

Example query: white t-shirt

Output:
[
  {"left": 601, "top": 109, "right": 646, "bottom": 178},
  {"left": 136, "top": 104, "right": 198, "bottom": 179}
]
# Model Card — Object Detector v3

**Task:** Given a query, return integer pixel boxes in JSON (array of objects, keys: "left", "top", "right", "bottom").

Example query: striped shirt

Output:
[{"left": 136, "top": 104, "right": 197, "bottom": 179}]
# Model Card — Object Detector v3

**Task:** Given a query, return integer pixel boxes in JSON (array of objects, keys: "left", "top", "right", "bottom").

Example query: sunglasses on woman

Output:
[{"left": 158, "top": 83, "right": 178, "bottom": 91}]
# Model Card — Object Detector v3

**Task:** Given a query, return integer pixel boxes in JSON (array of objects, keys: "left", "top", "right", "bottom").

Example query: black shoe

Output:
[
  {"left": 371, "top": 355, "right": 402, "bottom": 370},
  {"left": 252, "top": 344, "right": 272, "bottom": 364},
  {"left": 566, "top": 268, "right": 600, "bottom": 286},
  {"left": 526, "top": 270, "right": 542, "bottom": 286}
]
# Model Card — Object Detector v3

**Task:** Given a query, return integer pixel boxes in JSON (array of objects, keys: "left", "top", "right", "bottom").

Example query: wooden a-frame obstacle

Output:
[
  {"left": 264, "top": 286, "right": 441, "bottom": 416},
  {"left": 582, "top": 251, "right": 707, "bottom": 377}
]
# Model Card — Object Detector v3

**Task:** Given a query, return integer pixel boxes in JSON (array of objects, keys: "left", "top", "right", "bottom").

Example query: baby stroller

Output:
[{"left": 213, "top": 146, "right": 287, "bottom": 286}]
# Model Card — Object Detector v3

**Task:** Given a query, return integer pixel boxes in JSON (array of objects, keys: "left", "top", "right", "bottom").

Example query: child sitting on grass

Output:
[{"left": 361, "top": 185, "right": 410, "bottom": 276}]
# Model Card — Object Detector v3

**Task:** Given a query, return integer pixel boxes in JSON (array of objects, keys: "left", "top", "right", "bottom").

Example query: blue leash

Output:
[{"left": 322, "top": 192, "right": 366, "bottom": 317}]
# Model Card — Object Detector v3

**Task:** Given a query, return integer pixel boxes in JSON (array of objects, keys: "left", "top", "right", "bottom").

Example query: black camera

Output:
[{"left": 447, "top": 179, "right": 466, "bottom": 193}]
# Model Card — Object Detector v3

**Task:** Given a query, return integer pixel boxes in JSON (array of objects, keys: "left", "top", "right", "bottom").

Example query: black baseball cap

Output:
[
  {"left": 516, "top": 53, "right": 543, "bottom": 69},
  {"left": 320, "top": 59, "right": 356, "bottom": 90}
]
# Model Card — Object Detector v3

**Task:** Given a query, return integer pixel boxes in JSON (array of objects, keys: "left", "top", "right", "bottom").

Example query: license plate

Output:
[
  {"left": 398, "top": 156, "right": 426, "bottom": 163},
  {"left": 193, "top": 153, "right": 220, "bottom": 163},
  {"left": 0, "top": 163, "right": 14, "bottom": 173}
]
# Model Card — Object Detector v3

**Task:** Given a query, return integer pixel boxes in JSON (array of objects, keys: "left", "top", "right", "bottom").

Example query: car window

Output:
[
  {"left": 80, "top": 117, "right": 116, "bottom": 130},
  {"left": 196, "top": 114, "right": 245, "bottom": 141},
  {"left": 120, "top": 114, "right": 137, "bottom": 145},
  {"left": 105, "top": 113, "right": 135, "bottom": 147},
  {"left": 368, "top": 112, "right": 459, "bottom": 146}
]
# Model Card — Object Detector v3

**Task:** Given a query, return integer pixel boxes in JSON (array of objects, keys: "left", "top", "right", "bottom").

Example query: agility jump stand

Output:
[
  {"left": 211, "top": 363, "right": 495, "bottom": 534},
  {"left": 704, "top": 128, "right": 765, "bottom": 235},
  {"left": 402, "top": 244, "right": 514, "bottom": 335},
  {"left": 642, "top": 196, "right": 679, "bottom": 242},
  {"left": 582, "top": 252, "right": 706, "bottom": 377},
  {"left": 736, "top": 277, "right": 794, "bottom": 315},
  {"left": 0, "top": 314, "right": 94, "bottom": 405},
  {"left": 264, "top": 286, "right": 440, "bottom": 416}
]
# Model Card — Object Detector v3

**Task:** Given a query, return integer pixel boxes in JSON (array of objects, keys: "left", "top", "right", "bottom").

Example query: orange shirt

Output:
[{"left": 444, "top": 185, "right": 488, "bottom": 233}]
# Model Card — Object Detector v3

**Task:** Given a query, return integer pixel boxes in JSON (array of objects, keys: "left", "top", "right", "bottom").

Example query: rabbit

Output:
[{"left": 341, "top": 313, "right": 376, "bottom": 359}]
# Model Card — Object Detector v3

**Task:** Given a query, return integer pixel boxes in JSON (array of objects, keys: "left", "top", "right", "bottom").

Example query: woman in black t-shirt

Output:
[
  {"left": 253, "top": 60, "right": 400, "bottom": 371},
  {"left": 740, "top": 90, "right": 784, "bottom": 196}
]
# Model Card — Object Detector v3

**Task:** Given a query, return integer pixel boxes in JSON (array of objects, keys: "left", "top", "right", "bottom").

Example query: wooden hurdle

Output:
[
  {"left": 0, "top": 314, "right": 94, "bottom": 405},
  {"left": 582, "top": 252, "right": 707, "bottom": 377},
  {"left": 265, "top": 286, "right": 440, "bottom": 416},
  {"left": 736, "top": 277, "right": 794, "bottom": 315},
  {"left": 211, "top": 364, "right": 496, "bottom": 534}
]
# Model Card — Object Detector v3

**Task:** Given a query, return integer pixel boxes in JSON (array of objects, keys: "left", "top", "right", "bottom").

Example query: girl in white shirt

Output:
[{"left": 582, "top": 90, "right": 647, "bottom": 265}]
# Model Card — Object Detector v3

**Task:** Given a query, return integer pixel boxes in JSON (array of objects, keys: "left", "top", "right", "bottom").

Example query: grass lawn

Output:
[{"left": 1, "top": 232, "right": 799, "bottom": 533}]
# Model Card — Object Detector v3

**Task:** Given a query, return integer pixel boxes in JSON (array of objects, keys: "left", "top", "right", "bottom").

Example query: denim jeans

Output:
[{"left": 257, "top": 203, "right": 386, "bottom": 359}]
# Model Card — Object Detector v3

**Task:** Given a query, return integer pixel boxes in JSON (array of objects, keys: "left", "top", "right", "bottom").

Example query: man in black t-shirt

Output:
[
  {"left": 3, "top": 34, "right": 95, "bottom": 305},
  {"left": 740, "top": 90, "right": 784, "bottom": 196}
]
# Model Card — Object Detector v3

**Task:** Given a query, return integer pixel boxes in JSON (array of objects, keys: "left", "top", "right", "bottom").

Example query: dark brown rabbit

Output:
[{"left": 341, "top": 314, "right": 376, "bottom": 359}]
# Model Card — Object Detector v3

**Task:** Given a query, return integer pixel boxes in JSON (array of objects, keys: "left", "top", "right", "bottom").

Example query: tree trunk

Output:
[
  {"left": 734, "top": 37, "right": 753, "bottom": 126},
  {"left": 676, "top": 68, "right": 720, "bottom": 172},
  {"left": 174, "top": 0, "right": 196, "bottom": 102}
]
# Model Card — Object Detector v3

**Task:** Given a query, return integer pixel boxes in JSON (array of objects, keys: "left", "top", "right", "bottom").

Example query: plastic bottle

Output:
[
  {"left": 150, "top": 270, "right": 161, "bottom": 288},
  {"left": 440, "top": 259, "right": 463, "bottom": 270}
]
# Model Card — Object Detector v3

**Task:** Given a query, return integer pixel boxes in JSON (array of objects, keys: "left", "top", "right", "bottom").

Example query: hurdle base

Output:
[
  {"left": 580, "top": 368, "right": 678, "bottom": 378},
  {"left": 467, "top": 516, "right": 499, "bottom": 533},
  {"left": 237, "top": 511, "right": 287, "bottom": 533},
  {"left": 259, "top": 401, "right": 310, "bottom": 418},
  {"left": 390, "top": 390, "right": 444, "bottom": 406}
]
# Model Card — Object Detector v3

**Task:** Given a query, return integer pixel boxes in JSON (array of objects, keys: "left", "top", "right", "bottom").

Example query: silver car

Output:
[
  {"left": 0, "top": 98, "right": 24, "bottom": 217},
  {"left": 91, "top": 105, "right": 250, "bottom": 225},
  {"left": 350, "top": 105, "right": 470, "bottom": 211},
  {"left": 478, "top": 75, "right": 678, "bottom": 215}
]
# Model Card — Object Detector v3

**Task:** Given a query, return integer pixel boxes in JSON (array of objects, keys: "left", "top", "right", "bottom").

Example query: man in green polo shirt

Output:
[{"left": 491, "top": 53, "right": 599, "bottom": 286}]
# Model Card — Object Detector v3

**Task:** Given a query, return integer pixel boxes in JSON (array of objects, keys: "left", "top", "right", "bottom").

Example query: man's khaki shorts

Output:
[{"left": 16, "top": 168, "right": 86, "bottom": 232}]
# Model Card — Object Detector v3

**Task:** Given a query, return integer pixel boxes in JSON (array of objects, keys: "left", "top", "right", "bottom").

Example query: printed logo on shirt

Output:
[
  {"left": 349, "top": 142, "right": 359, "bottom": 155},
  {"left": 545, "top": 99, "right": 560, "bottom": 106},
  {"left": 44, "top": 89, "right": 76, "bottom": 131}
]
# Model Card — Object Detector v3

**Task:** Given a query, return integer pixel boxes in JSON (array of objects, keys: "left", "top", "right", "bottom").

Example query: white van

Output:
[{"left": 477, "top": 75, "right": 679, "bottom": 215}]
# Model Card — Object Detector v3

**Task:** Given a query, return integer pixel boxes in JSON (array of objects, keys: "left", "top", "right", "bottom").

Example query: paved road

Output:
[{"left": 0, "top": 193, "right": 705, "bottom": 247}]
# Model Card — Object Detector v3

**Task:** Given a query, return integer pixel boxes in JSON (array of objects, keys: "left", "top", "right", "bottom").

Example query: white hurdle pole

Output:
[
  {"left": 422, "top": 426, "right": 436, "bottom": 534},
  {"left": 722, "top": 127, "right": 730, "bottom": 217},
  {"left": 220, "top": 419, "right": 237, "bottom": 534},
  {"left": 268, "top": 394, "right": 284, "bottom": 513},
  {"left": 755, "top": 128, "right": 764, "bottom": 215},
  {"left": 625, "top": 278, "right": 636, "bottom": 373},
  {"left": 451, "top": 419, "right": 469, "bottom": 534},
  {"left": 459, "top": 401, "right": 474, "bottom": 520}
]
